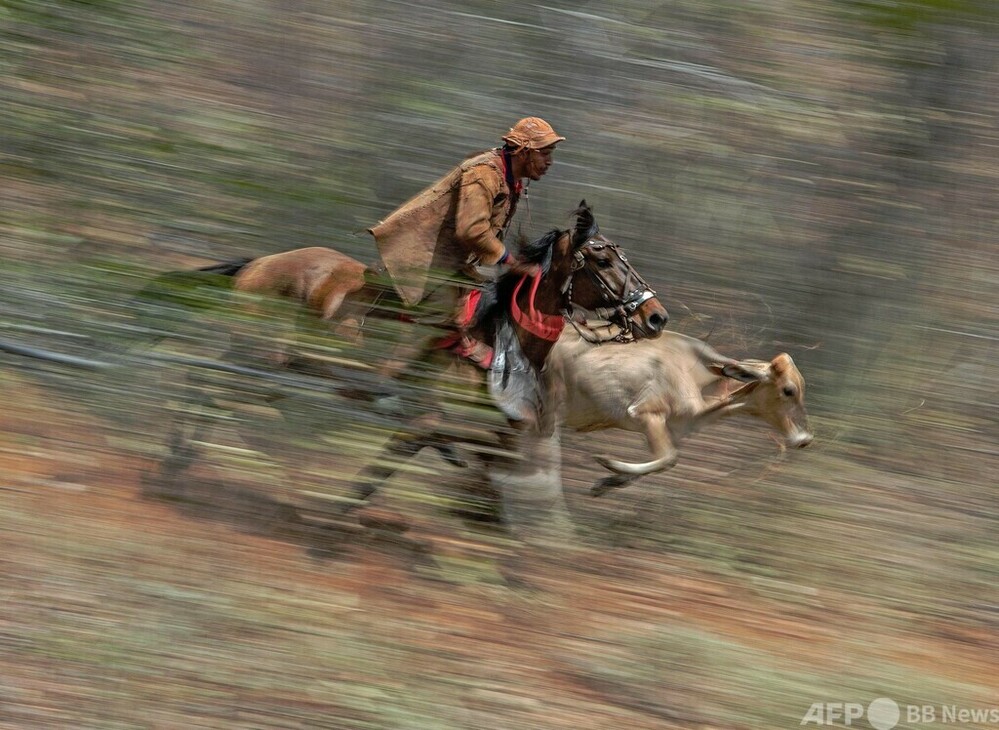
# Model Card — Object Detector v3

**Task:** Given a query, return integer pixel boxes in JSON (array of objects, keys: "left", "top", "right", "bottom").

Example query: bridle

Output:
[
  {"left": 509, "top": 231, "right": 658, "bottom": 344},
  {"left": 563, "top": 236, "right": 658, "bottom": 341}
]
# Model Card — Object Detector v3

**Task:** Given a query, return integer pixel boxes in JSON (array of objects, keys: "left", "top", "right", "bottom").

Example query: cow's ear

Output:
[
  {"left": 771, "top": 353, "right": 794, "bottom": 376},
  {"left": 715, "top": 361, "right": 766, "bottom": 382}
]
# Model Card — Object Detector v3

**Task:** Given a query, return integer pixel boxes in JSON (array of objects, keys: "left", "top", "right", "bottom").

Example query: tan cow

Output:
[{"left": 544, "top": 328, "right": 813, "bottom": 495}]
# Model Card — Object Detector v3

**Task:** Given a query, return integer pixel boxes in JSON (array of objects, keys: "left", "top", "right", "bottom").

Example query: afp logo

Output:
[{"left": 801, "top": 698, "right": 900, "bottom": 730}]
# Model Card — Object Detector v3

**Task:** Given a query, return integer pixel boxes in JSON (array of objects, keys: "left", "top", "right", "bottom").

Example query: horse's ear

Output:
[{"left": 573, "top": 200, "right": 595, "bottom": 245}]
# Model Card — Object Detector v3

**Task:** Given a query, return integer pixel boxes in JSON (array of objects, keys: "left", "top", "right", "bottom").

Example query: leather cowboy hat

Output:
[{"left": 502, "top": 117, "right": 566, "bottom": 150}]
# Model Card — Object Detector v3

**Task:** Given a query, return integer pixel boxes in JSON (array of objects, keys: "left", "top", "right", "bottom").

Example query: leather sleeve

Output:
[{"left": 453, "top": 165, "right": 508, "bottom": 265}]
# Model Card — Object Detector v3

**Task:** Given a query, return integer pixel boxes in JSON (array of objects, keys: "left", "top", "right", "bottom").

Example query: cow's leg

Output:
[{"left": 592, "top": 415, "right": 678, "bottom": 496}]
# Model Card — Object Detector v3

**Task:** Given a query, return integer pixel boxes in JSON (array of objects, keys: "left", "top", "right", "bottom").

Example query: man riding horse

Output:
[
  {"left": 367, "top": 116, "right": 565, "bottom": 373},
  {"left": 145, "top": 119, "right": 671, "bottom": 534}
]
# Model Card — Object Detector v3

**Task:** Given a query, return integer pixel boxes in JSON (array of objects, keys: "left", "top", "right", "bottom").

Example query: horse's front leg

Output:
[
  {"left": 344, "top": 428, "right": 431, "bottom": 506},
  {"left": 344, "top": 338, "right": 489, "bottom": 512},
  {"left": 145, "top": 374, "right": 218, "bottom": 497}
]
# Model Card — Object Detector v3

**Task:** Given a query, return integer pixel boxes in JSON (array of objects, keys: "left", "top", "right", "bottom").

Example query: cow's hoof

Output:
[
  {"left": 591, "top": 474, "right": 631, "bottom": 496},
  {"left": 593, "top": 454, "right": 613, "bottom": 469}
]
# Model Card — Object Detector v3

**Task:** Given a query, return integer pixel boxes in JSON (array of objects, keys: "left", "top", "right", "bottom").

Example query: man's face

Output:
[{"left": 524, "top": 145, "right": 556, "bottom": 181}]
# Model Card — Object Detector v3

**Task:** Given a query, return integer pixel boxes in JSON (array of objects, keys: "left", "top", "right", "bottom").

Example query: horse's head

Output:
[
  {"left": 475, "top": 202, "right": 667, "bottom": 372},
  {"left": 562, "top": 201, "right": 668, "bottom": 339}
]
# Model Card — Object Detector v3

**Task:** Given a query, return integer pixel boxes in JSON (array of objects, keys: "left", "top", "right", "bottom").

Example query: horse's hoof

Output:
[
  {"left": 140, "top": 470, "right": 186, "bottom": 499},
  {"left": 434, "top": 443, "right": 468, "bottom": 468},
  {"left": 357, "top": 507, "right": 411, "bottom": 533},
  {"left": 372, "top": 394, "right": 405, "bottom": 416},
  {"left": 497, "top": 569, "right": 542, "bottom": 594}
]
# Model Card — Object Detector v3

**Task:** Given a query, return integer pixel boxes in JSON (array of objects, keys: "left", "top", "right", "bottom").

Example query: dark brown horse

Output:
[
  {"left": 152, "top": 201, "right": 668, "bottom": 513},
  {"left": 333, "top": 201, "right": 667, "bottom": 508}
]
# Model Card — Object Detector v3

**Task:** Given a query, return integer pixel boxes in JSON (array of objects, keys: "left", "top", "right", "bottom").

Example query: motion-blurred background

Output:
[{"left": 2, "top": 1, "right": 996, "bottom": 728}]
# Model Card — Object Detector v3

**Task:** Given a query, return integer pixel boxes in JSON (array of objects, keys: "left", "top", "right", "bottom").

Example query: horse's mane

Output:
[
  {"left": 473, "top": 227, "right": 563, "bottom": 326},
  {"left": 472, "top": 202, "right": 597, "bottom": 328}
]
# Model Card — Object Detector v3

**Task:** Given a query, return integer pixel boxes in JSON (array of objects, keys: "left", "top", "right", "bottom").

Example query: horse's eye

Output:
[
  {"left": 782, "top": 385, "right": 796, "bottom": 398},
  {"left": 597, "top": 259, "right": 613, "bottom": 268}
]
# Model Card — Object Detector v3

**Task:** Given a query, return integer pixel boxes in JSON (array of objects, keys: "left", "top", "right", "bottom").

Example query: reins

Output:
[
  {"left": 564, "top": 238, "right": 657, "bottom": 341},
  {"left": 566, "top": 318, "right": 637, "bottom": 345},
  {"left": 510, "top": 272, "right": 566, "bottom": 341},
  {"left": 508, "top": 234, "right": 657, "bottom": 344}
]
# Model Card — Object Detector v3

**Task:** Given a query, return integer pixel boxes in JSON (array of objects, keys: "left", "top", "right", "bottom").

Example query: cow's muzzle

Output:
[{"left": 788, "top": 430, "right": 813, "bottom": 448}]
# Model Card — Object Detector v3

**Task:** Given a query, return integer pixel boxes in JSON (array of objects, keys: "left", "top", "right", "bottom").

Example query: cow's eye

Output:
[{"left": 782, "top": 385, "right": 797, "bottom": 398}]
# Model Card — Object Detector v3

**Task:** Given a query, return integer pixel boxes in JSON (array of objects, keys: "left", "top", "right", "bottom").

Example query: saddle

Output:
[
  {"left": 431, "top": 288, "right": 540, "bottom": 422},
  {"left": 431, "top": 288, "right": 495, "bottom": 369},
  {"left": 487, "top": 314, "right": 542, "bottom": 423}
]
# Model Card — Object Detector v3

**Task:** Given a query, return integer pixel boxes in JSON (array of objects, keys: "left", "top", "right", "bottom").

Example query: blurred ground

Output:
[{"left": 2, "top": 359, "right": 996, "bottom": 729}]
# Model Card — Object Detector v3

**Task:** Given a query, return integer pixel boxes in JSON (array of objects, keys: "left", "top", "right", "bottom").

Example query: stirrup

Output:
[{"left": 435, "top": 333, "right": 494, "bottom": 369}]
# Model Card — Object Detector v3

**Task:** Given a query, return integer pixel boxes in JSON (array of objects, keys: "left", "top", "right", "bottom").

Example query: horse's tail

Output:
[
  {"left": 116, "top": 257, "right": 257, "bottom": 355},
  {"left": 195, "top": 257, "right": 255, "bottom": 277},
  {"left": 134, "top": 257, "right": 256, "bottom": 304}
]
